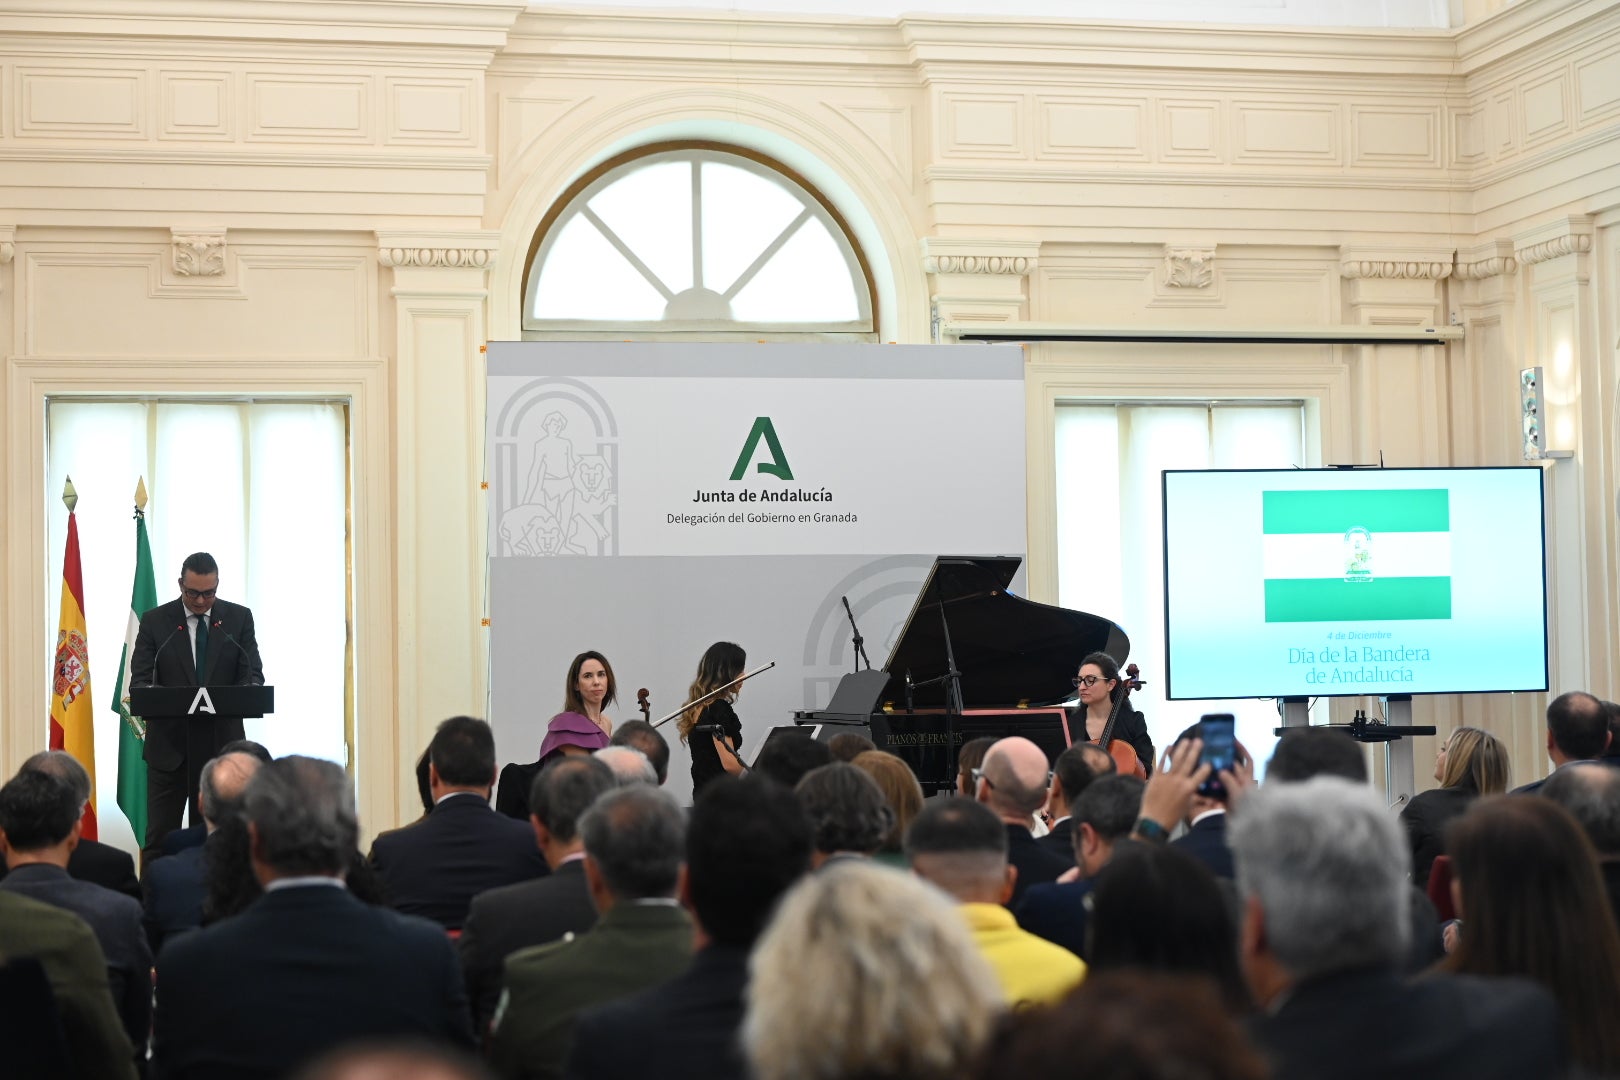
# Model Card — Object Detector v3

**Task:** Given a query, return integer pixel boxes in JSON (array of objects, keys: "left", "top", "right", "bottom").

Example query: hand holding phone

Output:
[{"left": 1196, "top": 713, "right": 1236, "bottom": 798}]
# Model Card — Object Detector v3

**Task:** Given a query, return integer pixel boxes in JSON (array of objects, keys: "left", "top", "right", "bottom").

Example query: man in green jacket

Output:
[
  {"left": 0, "top": 889, "right": 137, "bottom": 1080},
  {"left": 489, "top": 785, "right": 693, "bottom": 1080}
]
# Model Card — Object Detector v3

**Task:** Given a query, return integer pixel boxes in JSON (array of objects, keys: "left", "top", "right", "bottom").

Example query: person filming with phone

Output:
[{"left": 1128, "top": 715, "right": 1247, "bottom": 881}]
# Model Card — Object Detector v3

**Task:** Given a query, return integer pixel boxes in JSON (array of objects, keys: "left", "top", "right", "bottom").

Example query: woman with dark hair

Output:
[
  {"left": 679, "top": 642, "right": 748, "bottom": 795},
  {"left": 494, "top": 651, "right": 617, "bottom": 819},
  {"left": 562, "top": 650, "right": 617, "bottom": 737},
  {"left": 1087, "top": 840, "right": 1252, "bottom": 1012},
  {"left": 1444, "top": 796, "right": 1620, "bottom": 1075},
  {"left": 1072, "top": 651, "right": 1153, "bottom": 777},
  {"left": 974, "top": 971, "right": 1266, "bottom": 1080},
  {"left": 1399, "top": 725, "right": 1508, "bottom": 889}
]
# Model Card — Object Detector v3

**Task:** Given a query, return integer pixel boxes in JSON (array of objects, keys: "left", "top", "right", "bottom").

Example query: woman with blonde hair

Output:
[
  {"left": 744, "top": 861, "right": 1004, "bottom": 1080},
  {"left": 679, "top": 641, "right": 748, "bottom": 796},
  {"left": 1399, "top": 725, "right": 1508, "bottom": 889},
  {"left": 850, "top": 750, "right": 925, "bottom": 866}
]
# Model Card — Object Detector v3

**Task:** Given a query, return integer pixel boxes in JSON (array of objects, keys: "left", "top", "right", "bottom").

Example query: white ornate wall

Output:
[{"left": 1, "top": 0, "right": 1615, "bottom": 833}]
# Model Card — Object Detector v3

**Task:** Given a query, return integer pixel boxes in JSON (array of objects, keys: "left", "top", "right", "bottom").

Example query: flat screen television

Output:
[{"left": 1162, "top": 467, "right": 1548, "bottom": 700}]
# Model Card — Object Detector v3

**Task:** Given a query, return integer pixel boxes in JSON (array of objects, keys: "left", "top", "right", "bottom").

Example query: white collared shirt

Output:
[{"left": 186, "top": 607, "right": 214, "bottom": 665}]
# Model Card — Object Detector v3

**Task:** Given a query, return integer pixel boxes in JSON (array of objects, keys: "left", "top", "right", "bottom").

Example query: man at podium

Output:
[{"left": 131, "top": 552, "right": 264, "bottom": 850}]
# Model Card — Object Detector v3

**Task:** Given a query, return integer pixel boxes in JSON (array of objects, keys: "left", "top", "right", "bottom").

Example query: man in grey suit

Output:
[
  {"left": 459, "top": 754, "right": 616, "bottom": 1036},
  {"left": 0, "top": 767, "right": 151, "bottom": 1060}
]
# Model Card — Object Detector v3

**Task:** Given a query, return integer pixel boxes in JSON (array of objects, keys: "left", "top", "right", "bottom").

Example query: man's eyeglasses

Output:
[
  {"left": 182, "top": 588, "right": 217, "bottom": 601},
  {"left": 1072, "top": 674, "right": 1107, "bottom": 688}
]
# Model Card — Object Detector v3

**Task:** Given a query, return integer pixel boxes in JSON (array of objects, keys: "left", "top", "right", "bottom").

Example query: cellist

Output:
[{"left": 1071, "top": 651, "right": 1153, "bottom": 777}]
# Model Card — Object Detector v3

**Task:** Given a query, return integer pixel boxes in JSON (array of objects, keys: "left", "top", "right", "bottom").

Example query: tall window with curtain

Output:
[
  {"left": 46, "top": 400, "right": 350, "bottom": 849},
  {"left": 1055, "top": 402, "right": 1309, "bottom": 775}
]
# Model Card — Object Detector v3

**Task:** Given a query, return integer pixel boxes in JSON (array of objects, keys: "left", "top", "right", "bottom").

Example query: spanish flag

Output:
[{"left": 50, "top": 477, "right": 97, "bottom": 840}]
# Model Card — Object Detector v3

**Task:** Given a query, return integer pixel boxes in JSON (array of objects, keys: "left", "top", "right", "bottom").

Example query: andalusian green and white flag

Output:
[
  {"left": 1262, "top": 489, "right": 1451, "bottom": 622},
  {"left": 113, "top": 479, "right": 157, "bottom": 842}
]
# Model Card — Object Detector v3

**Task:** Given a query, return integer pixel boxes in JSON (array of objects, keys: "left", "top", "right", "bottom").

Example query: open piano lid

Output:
[{"left": 880, "top": 556, "right": 1130, "bottom": 709}]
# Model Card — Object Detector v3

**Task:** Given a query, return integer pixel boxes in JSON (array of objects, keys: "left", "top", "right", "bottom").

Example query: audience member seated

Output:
[
  {"left": 0, "top": 751, "right": 140, "bottom": 902},
  {"left": 0, "top": 767, "right": 150, "bottom": 1068},
  {"left": 1087, "top": 840, "right": 1251, "bottom": 1012},
  {"left": 369, "top": 716, "right": 549, "bottom": 930},
  {"left": 1036, "top": 744, "right": 1098, "bottom": 860},
  {"left": 749, "top": 732, "right": 832, "bottom": 789},
  {"left": 955, "top": 736, "right": 998, "bottom": 798},
  {"left": 794, "top": 762, "right": 893, "bottom": 868},
  {"left": 1399, "top": 726, "right": 1507, "bottom": 889},
  {"left": 295, "top": 1041, "right": 493, "bottom": 1080},
  {"left": 851, "top": 750, "right": 924, "bottom": 867},
  {"left": 1540, "top": 762, "right": 1620, "bottom": 927},
  {"left": 152, "top": 756, "right": 474, "bottom": 1080},
  {"left": 144, "top": 750, "right": 260, "bottom": 952},
  {"left": 1017, "top": 774, "right": 1144, "bottom": 957},
  {"left": 459, "top": 755, "right": 616, "bottom": 1036},
  {"left": 1163, "top": 725, "right": 1236, "bottom": 879},
  {"left": 496, "top": 713, "right": 611, "bottom": 821},
  {"left": 591, "top": 745, "right": 657, "bottom": 787},
  {"left": 489, "top": 786, "right": 693, "bottom": 1080},
  {"left": 974, "top": 971, "right": 1267, "bottom": 1080},
  {"left": 826, "top": 732, "right": 877, "bottom": 762},
  {"left": 1262, "top": 726, "right": 1445, "bottom": 971},
  {"left": 1231, "top": 777, "right": 1564, "bottom": 1080},
  {"left": 608, "top": 720, "right": 669, "bottom": 786},
  {"left": 0, "top": 889, "right": 135, "bottom": 1080},
  {"left": 743, "top": 860, "right": 1003, "bottom": 1080},
  {"left": 1601, "top": 698, "right": 1620, "bottom": 768},
  {"left": 905, "top": 798, "right": 1085, "bottom": 1007},
  {"left": 0, "top": 954, "right": 72, "bottom": 1080},
  {"left": 567, "top": 776, "right": 814, "bottom": 1080},
  {"left": 975, "top": 737, "right": 1068, "bottom": 903},
  {"left": 1514, "top": 690, "right": 1611, "bottom": 794},
  {"left": 1443, "top": 794, "right": 1620, "bottom": 1074},
  {"left": 156, "top": 739, "right": 272, "bottom": 858}
]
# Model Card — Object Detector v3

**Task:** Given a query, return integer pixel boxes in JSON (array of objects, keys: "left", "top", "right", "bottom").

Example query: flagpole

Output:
[
  {"left": 51, "top": 476, "right": 99, "bottom": 840},
  {"left": 115, "top": 478, "right": 157, "bottom": 847}
]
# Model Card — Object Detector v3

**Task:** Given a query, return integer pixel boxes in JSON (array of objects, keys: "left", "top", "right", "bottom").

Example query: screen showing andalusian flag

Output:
[{"left": 1261, "top": 489, "right": 1451, "bottom": 623}]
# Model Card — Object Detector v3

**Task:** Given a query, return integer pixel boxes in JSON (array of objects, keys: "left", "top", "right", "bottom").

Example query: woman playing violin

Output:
[
  {"left": 680, "top": 641, "right": 749, "bottom": 795},
  {"left": 1073, "top": 651, "right": 1154, "bottom": 777}
]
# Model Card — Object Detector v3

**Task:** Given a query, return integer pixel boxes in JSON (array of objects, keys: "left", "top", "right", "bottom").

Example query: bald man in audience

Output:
[
  {"left": 1515, "top": 690, "right": 1612, "bottom": 794},
  {"left": 976, "top": 737, "right": 1068, "bottom": 904},
  {"left": 906, "top": 798, "right": 1085, "bottom": 1007},
  {"left": 143, "top": 750, "right": 261, "bottom": 952}
]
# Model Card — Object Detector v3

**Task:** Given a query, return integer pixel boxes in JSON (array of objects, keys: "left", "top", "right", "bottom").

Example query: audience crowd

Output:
[{"left": 1, "top": 689, "right": 1618, "bottom": 1079}]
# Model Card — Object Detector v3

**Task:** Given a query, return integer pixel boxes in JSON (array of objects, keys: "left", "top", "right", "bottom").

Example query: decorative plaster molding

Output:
[
  {"left": 921, "top": 238, "right": 1041, "bottom": 276},
  {"left": 1164, "top": 247, "right": 1215, "bottom": 289},
  {"left": 377, "top": 231, "right": 502, "bottom": 270},
  {"left": 1454, "top": 240, "right": 1517, "bottom": 280},
  {"left": 0, "top": 225, "right": 14, "bottom": 265},
  {"left": 1338, "top": 247, "right": 1454, "bottom": 280},
  {"left": 1513, "top": 215, "right": 1595, "bottom": 267},
  {"left": 171, "top": 229, "right": 226, "bottom": 277}
]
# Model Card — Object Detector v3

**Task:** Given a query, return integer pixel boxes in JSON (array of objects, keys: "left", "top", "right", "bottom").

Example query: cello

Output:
[
  {"left": 636, "top": 687, "right": 651, "bottom": 723},
  {"left": 1094, "top": 662, "right": 1148, "bottom": 779}
]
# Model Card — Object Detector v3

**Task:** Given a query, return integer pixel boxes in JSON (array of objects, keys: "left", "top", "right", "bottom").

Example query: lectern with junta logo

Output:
[{"left": 129, "top": 685, "right": 275, "bottom": 800}]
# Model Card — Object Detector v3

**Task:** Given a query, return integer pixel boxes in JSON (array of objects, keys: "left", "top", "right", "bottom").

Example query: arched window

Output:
[{"left": 522, "top": 144, "right": 875, "bottom": 339}]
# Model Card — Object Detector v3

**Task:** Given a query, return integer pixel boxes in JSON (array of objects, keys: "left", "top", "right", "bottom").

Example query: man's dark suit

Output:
[
  {"left": 1014, "top": 878, "right": 1092, "bottom": 958},
  {"left": 151, "top": 883, "right": 474, "bottom": 1080},
  {"left": 0, "top": 863, "right": 152, "bottom": 1054},
  {"left": 130, "top": 596, "right": 263, "bottom": 847},
  {"left": 459, "top": 859, "right": 598, "bottom": 1035},
  {"left": 141, "top": 843, "right": 206, "bottom": 953},
  {"left": 367, "top": 792, "right": 549, "bottom": 930},
  {"left": 490, "top": 902, "right": 693, "bottom": 1080},
  {"left": 1006, "top": 824, "right": 1069, "bottom": 906},
  {"left": 1250, "top": 967, "right": 1564, "bottom": 1080},
  {"left": 1035, "top": 818, "right": 1074, "bottom": 862},
  {"left": 0, "top": 837, "right": 140, "bottom": 903},
  {"left": 565, "top": 943, "right": 750, "bottom": 1080},
  {"left": 0, "top": 890, "right": 136, "bottom": 1080},
  {"left": 1172, "top": 811, "right": 1234, "bottom": 879}
]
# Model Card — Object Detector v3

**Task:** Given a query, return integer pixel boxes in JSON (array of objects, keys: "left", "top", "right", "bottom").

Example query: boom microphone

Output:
[{"left": 146, "top": 623, "right": 187, "bottom": 686}]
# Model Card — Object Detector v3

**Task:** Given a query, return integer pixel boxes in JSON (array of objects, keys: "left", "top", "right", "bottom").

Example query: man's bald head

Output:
[
  {"left": 200, "top": 751, "right": 263, "bottom": 830},
  {"left": 978, "top": 737, "right": 1052, "bottom": 820}
]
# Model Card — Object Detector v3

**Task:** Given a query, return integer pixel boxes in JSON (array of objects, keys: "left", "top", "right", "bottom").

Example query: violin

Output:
[
  {"left": 1095, "top": 663, "right": 1148, "bottom": 779},
  {"left": 636, "top": 688, "right": 651, "bottom": 723}
]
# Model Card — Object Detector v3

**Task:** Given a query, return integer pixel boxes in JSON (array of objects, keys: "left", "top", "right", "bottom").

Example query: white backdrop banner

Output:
[{"left": 485, "top": 342, "right": 1027, "bottom": 803}]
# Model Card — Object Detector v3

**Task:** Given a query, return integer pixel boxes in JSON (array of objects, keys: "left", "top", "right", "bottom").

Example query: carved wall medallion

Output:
[
  {"left": 171, "top": 231, "right": 226, "bottom": 276},
  {"left": 1164, "top": 248, "right": 1215, "bottom": 288}
]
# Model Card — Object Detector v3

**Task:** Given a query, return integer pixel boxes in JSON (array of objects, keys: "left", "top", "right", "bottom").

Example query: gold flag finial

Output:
[
  {"left": 134, "top": 477, "right": 149, "bottom": 513},
  {"left": 62, "top": 476, "right": 78, "bottom": 513}
]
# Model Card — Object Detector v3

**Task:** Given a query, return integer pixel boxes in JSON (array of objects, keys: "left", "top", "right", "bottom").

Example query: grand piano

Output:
[{"left": 792, "top": 555, "right": 1130, "bottom": 793}]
